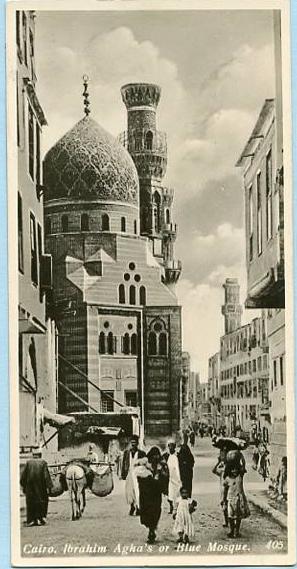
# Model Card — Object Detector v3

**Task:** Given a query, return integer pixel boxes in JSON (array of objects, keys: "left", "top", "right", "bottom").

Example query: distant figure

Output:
[
  {"left": 173, "top": 487, "right": 197, "bottom": 544},
  {"left": 86, "top": 444, "right": 99, "bottom": 472},
  {"left": 178, "top": 434, "right": 195, "bottom": 498},
  {"left": 189, "top": 431, "right": 195, "bottom": 448},
  {"left": 20, "top": 448, "right": 52, "bottom": 526},
  {"left": 163, "top": 440, "right": 181, "bottom": 514},
  {"left": 121, "top": 435, "right": 146, "bottom": 516}
]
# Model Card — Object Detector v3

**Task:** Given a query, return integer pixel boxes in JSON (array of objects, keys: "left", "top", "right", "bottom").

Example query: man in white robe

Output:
[
  {"left": 121, "top": 435, "right": 146, "bottom": 515},
  {"left": 165, "top": 440, "right": 181, "bottom": 514}
]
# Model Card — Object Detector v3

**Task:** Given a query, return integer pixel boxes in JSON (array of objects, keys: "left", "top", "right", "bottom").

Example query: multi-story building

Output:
[
  {"left": 208, "top": 352, "right": 221, "bottom": 430},
  {"left": 181, "top": 352, "right": 190, "bottom": 428},
  {"left": 16, "top": 10, "right": 57, "bottom": 457},
  {"left": 220, "top": 279, "right": 270, "bottom": 437},
  {"left": 44, "top": 82, "right": 183, "bottom": 439},
  {"left": 236, "top": 13, "right": 284, "bottom": 309},
  {"left": 267, "top": 309, "right": 286, "bottom": 480},
  {"left": 200, "top": 382, "right": 211, "bottom": 424},
  {"left": 188, "top": 371, "right": 200, "bottom": 423}
]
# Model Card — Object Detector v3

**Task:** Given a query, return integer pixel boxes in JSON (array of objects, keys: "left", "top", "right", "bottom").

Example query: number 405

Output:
[{"left": 266, "top": 540, "right": 284, "bottom": 550}]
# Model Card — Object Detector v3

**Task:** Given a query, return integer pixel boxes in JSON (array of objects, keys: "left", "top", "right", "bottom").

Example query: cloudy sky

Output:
[{"left": 35, "top": 8, "right": 276, "bottom": 378}]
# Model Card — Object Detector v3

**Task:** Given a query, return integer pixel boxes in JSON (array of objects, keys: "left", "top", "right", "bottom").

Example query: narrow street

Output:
[{"left": 21, "top": 438, "right": 287, "bottom": 560}]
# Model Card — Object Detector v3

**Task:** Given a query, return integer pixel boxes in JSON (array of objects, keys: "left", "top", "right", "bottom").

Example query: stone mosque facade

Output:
[{"left": 44, "top": 82, "right": 182, "bottom": 438}]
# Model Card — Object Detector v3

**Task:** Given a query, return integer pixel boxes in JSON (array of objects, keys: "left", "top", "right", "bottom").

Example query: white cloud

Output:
[
  {"left": 167, "top": 42, "right": 275, "bottom": 201},
  {"left": 37, "top": 26, "right": 188, "bottom": 154},
  {"left": 170, "top": 108, "right": 255, "bottom": 201},
  {"left": 199, "top": 44, "right": 275, "bottom": 114},
  {"left": 178, "top": 223, "right": 245, "bottom": 285}
]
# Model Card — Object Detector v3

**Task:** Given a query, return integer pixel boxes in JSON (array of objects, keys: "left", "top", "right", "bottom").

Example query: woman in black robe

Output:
[
  {"left": 135, "top": 447, "right": 168, "bottom": 544},
  {"left": 178, "top": 436, "right": 195, "bottom": 498}
]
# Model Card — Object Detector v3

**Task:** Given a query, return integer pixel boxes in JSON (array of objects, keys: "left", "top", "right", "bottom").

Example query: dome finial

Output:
[{"left": 82, "top": 75, "right": 90, "bottom": 116}]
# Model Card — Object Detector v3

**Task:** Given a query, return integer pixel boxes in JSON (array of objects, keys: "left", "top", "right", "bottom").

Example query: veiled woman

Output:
[
  {"left": 178, "top": 434, "right": 195, "bottom": 498},
  {"left": 135, "top": 447, "right": 169, "bottom": 544}
]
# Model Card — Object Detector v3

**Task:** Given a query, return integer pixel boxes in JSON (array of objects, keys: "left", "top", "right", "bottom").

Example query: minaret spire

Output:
[{"left": 82, "top": 75, "right": 90, "bottom": 116}]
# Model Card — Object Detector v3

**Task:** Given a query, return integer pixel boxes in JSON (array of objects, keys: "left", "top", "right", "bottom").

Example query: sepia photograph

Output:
[{"left": 7, "top": 0, "right": 295, "bottom": 566}]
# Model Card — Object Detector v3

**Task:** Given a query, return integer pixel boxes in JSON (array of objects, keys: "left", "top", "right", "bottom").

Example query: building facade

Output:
[
  {"left": 188, "top": 371, "right": 200, "bottom": 423},
  {"left": 17, "top": 10, "right": 56, "bottom": 457},
  {"left": 208, "top": 352, "right": 222, "bottom": 430},
  {"left": 181, "top": 352, "right": 190, "bottom": 429},
  {"left": 236, "top": 14, "right": 284, "bottom": 310},
  {"left": 236, "top": 100, "right": 284, "bottom": 309},
  {"left": 44, "top": 82, "right": 183, "bottom": 438},
  {"left": 267, "top": 308, "right": 286, "bottom": 480},
  {"left": 220, "top": 279, "right": 270, "bottom": 438}
]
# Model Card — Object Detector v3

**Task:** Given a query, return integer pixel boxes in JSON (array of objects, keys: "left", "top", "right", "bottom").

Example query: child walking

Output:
[
  {"left": 222, "top": 462, "right": 250, "bottom": 538},
  {"left": 173, "top": 487, "right": 197, "bottom": 544}
]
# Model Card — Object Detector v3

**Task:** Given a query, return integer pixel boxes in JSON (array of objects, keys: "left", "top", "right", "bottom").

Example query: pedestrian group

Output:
[{"left": 21, "top": 427, "right": 251, "bottom": 545}]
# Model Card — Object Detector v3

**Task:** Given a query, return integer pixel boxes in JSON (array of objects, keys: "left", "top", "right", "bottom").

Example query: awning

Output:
[
  {"left": 86, "top": 426, "right": 123, "bottom": 437},
  {"left": 43, "top": 408, "right": 75, "bottom": 428}
]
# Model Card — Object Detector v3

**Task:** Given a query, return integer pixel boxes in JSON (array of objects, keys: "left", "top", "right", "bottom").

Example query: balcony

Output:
[
  {"left": 118, "top": 129, "right": 167, "bottom": 157},
  {"left": 163, "top": 259, "right": 182, "bottom": 284},
  {"left": 163, "top": 222, "right": 177, "bottom": 235}
]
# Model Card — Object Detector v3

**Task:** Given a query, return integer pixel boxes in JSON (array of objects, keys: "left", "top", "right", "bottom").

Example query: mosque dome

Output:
[{"left": 43, "top": 116, "right": 139, "bottom": 205}]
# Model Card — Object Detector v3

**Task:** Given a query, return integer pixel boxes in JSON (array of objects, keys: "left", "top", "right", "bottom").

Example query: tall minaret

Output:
[
  {"left": 221, "top": 278, "right": 243, "bottom": 334},
  {"left": 120, "top": 82, "right": 181, "bottom": 286},
  {"left": 120, "top": 83, "right": 166, "bottom": 236}
]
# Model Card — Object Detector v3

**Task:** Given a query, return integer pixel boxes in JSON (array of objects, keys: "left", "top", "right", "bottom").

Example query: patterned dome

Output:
[{"left": 43, "top": 116, "right": 139, "bottom": 204}]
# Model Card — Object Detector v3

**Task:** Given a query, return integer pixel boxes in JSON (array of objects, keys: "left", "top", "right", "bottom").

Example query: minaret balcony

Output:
[
  {"left": 163, "top": 222, "right": 177, "bottom": 235},
  {"left": 118, "top": 129, "right": 167, "bottom": 158},
  {"left": 163, "top": 259, "right": 182, "bottom": 284}
]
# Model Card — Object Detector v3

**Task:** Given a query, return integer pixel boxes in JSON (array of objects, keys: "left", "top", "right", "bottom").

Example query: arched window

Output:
[
  {"left": 81, "top": 213, "right": 89, "bottom": 231},
  {"left": 131, "top": 333, "right": 137, "bottom": 355},
  {"left": 45, "top": 217, "right": 51, "bottom": 234},
  {"left": 159, "top": 332, "right": 167, "bottom": 356},
  {"left": 145, "top": 130, "right": 153, "bottom": 150},
  {"left": 102, "top": 214, "right": 110, "bottom": 231},
  {"left": 61, "top": 214, "right": 68, "bottom": 232},
  {"left": 148, "top": 332, "right": 157, "bottom": 356},
  {"left": 99, "top": 332, "right": 105, "bottom": 354},
  {"left": 107, "top": 332, "right": 114, "bottom": 355},
  {"left": 119, "top": 284, "right": 125, "bottom": 304},
  {"left": 139, "top": 285, "right": 146, "bottom": 306},
  {"left": 134, "top": 220, "right": 137, "bottom": 234},
  {"left": 123, "top": 333, "right": 130, "bottom": 355},
  {"left": 129, "top": 285, "right": 136, "bottom": 305},
  {"left": 165, "top": 208, "right": 170, "bottom": 224},
  {"left": 121, "top": 217, "right": 126, "bottom": 232}
]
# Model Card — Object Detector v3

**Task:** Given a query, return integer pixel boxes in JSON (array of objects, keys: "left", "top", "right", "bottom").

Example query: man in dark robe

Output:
[
  {"left": 177, "top": 434, "right": 195, "bottom": 497},
  {"left": 21, "top": 448, "right": 52, "bottom": 526}
]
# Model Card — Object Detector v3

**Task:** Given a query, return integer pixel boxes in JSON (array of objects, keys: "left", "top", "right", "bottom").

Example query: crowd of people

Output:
[
  {"left": 120, "top": 433, "right": 196, "bottom": 544},
  {"left": 20, "top": 427, "right": 265, "bottom": 544}
]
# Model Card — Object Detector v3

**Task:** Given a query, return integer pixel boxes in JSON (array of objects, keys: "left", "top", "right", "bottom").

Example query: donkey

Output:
[{"left": 65, "top": 463, "right": 87, "bottom": 521}]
